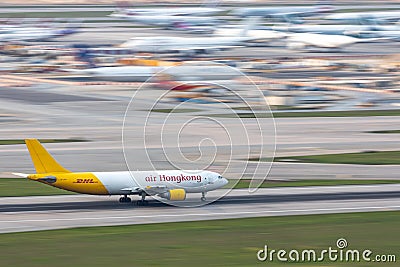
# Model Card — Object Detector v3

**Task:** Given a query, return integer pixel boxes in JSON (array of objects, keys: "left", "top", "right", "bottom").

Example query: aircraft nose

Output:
[{"left": 221, "top": 177, "right": 229, "bottom": 187}]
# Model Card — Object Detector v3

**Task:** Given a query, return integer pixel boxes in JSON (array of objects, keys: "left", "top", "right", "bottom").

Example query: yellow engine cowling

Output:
[{"left": 160, "top": 189, "right": 186, "bottom": 201}]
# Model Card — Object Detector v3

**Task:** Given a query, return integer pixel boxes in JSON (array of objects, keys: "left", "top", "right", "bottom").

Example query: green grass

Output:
[
  {"left": 268, "top": 151, "right": 400, "bottom": 165},
  {"left": 0, "top": 138, "right": 87, "bottom": 146},
  {"left": 368, "top": 130, "right": 400, "bottom": 134},
  {"left": 0, "top": 212, "right": 399, "bottom": 266},
  {"left": 210, "top": 109, "right": 400, "bottom": 118},
  {"left": 0, "top": 179, "right": 75, "bottom": 197},
  {"left": 230, "top": 179, "right": 400, "bottom": 189}
]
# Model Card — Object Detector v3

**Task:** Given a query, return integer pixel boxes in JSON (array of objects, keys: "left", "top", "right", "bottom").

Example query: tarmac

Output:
[{"left": 1, "top": 184, "right": 399, "bottom": 233}]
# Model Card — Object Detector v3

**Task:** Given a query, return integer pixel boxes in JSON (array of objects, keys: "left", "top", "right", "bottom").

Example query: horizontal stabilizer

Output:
[{"left": 12, "top": 172, "right": 29, "bottom": 178}]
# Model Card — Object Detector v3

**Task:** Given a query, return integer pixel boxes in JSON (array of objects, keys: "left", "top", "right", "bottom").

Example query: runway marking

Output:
[{"left": 1, "top": 205, "right": 400, "bottom": 224}]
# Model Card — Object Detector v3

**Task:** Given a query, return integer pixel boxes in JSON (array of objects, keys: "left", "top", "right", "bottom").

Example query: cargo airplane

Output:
[{"left": 13, "top": 139, "right": 228, "bottom": 205}]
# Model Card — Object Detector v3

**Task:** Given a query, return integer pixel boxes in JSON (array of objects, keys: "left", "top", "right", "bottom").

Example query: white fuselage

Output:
[
  {"left": 273, "top": 24, "right": 374, "bottom": 35},
  {"left": 286, "top": 32, "right": 373, "bottom": 49},
  {"left": 93, "top": 170, "right": 228, "bottom": 195},
  {"left": 79, "top": 64, "right": 239, "bottom": 82}
]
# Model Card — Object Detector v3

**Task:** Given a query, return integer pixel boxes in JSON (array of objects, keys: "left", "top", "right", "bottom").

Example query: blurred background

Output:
[{"left": 0, "top": 0, "right": 399, "bottom": 180}]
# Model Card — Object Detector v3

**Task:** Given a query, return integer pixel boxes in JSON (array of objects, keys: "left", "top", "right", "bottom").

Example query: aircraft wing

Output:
[
  {"left": 120, "top": 187, "right": 140, "bottom": 194},
  {"left": 12, "top": 172, "right": 29, "bottom": 178}
]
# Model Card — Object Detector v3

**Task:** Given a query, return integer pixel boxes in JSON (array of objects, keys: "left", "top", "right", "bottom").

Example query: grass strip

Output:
[{"left": 0, "top": 211, "right": 398, "bottom": 266}]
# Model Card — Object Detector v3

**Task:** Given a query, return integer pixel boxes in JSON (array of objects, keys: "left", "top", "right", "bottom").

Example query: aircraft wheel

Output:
[
  {"left": 119, "top": 196, "right": 131, "bottom": 203},
  {"left": 201, "top": 192, "right": 207, "bottom": 202}
]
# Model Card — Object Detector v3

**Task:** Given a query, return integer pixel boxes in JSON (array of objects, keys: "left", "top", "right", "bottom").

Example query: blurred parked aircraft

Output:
[
  {"left": 119, "top": 21, "right": 259, "bottom": 55},
  {"left": 109, "top": 13, "right": 220, "bottom": 28},
  {"left": 69, "top": 51, "right": 239, "bottom": 82},
  {"left": 112, "top": 1, "right": 223, "bottom": 17},
  {"left": 120, "top": 34, "right": 254, "bottom": 56},
  {"left": 272, "top": 24, "right": 374, "bottom": 36},
  {"left": 285, "top": 32, "right": 389, "bottom": 50},
  {"left": 0, "top": 25, "right": 78, "bottom": 42},
  {"left": 325, "top": 11, "right": 400, "bottom": 25},
  {"left": 230, "top": 1, "right": 333, "bottom": 23}
]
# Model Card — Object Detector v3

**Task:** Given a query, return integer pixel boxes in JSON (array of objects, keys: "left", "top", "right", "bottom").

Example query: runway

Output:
[{"left": 1, "top": 184, "right": 400, "bottom": 233}]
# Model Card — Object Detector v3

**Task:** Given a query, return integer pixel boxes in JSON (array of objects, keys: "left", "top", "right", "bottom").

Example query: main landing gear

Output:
[
  {"left": 119, "top": 195, "right": 131, "bottom": 203},
  {"left": 136, "top": 191, "right": 149, "bottom": 206},
  {"left": 201, "top": 192, "right": 207, "bottom": 202}
]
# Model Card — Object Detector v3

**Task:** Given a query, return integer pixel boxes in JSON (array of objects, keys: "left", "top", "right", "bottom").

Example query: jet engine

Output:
[{"left": 159, "top": 189, "right": 186, "bottom": 201}]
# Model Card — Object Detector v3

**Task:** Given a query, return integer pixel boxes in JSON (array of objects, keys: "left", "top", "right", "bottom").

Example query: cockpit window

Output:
[{"left": 218, "top": 176, "right": 222, "bottom": 179}]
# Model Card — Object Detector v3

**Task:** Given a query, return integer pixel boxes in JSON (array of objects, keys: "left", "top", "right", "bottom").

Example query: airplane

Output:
[
  {"left": 271, "top": 24, "right": 400, "bottom": 38},
  {"left": 108, "top": 13, "right": 220, "bottom": 28},
  {"left": 230, "top": 1, "right": 334, "bottom": 23},
  {"left": 65, "top": 48, "right": 240, "bottom": 82},
  {"left": 13, "top": 139, "right": 228, "bottom": 204},
  {"left": 119, "top": 22, "right": 258, "bottom": 55},
  {"left": 325, "top": 11, "right": 400, "bottom": 25},
  {"left": 285, "top": 32, "right": 390, "bottom": 50},
  {"left": 67, "top": 64, "right": 240, "bottom": 82},
  {"left": 271, "top": 24, "right": 374, "bottom": 36},
  {"left": 0, "top": 26, "right": 78, "bottom": 42}
]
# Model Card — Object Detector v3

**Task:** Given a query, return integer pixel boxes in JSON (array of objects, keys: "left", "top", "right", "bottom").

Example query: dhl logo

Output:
[{"left": 73, "top": 178, "right": 97, "bottom": 184}]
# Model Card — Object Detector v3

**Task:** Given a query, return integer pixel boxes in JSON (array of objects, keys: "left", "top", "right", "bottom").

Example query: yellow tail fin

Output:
[{"left": 25, "top": 139, "right": 71, "bottom": 174}]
